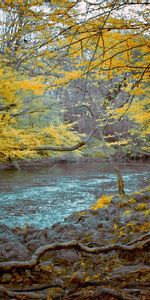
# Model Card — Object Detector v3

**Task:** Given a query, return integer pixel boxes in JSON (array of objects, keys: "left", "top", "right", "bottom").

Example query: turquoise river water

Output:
[{"left": 0, "top": 161, "right": 149, "bottom": 228}]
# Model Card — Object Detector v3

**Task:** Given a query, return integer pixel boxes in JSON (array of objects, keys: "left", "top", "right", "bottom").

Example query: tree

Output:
[{"left": 0, "top": 63, "right": 83, "bottom": 162}]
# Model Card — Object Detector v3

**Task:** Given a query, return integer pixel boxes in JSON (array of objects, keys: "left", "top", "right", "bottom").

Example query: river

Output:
[{"left": 0, "top": 161, "right": 149, "bottom": 228}]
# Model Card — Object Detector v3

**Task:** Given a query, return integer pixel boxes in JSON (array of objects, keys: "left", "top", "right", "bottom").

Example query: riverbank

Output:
[
  {"left": 0, "top": 156, "right": 106, "bottom": 170},
  {"left": 0, "top": 154, "right": 149, "bottom": 171},
  {"left": 0, "top": 187, "right": 149, "bottom": 299}
]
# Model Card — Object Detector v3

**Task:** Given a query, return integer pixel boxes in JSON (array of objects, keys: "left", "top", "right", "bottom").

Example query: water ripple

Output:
[{"left": 0, "top": 162, "right": 149, "bottom": 228}]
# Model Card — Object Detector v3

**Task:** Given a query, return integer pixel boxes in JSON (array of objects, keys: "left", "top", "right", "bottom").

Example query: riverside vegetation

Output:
[{"left": 0, "top": 0, "right": 149, "bottom": 163}]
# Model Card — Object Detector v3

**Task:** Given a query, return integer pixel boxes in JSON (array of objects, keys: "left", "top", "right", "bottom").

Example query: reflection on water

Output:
[{"left": 0, "top": 161, "right": 149, "bottom": 228}]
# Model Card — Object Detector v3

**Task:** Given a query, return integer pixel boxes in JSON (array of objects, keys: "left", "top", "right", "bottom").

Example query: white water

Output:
[{"left": 0, "top": 161, "right": 149, "bottom": 228}]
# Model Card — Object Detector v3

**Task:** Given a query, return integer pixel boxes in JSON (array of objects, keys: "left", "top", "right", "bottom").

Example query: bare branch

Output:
[
  {"left": 0, "top": 103, "right": 16, "bottom": 112},
  {"left": 22, "top": 141, "right": 86, "bottom": 152}
]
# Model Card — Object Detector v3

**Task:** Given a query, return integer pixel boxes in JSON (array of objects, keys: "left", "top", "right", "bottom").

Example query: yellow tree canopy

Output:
[
  {"left": 0, "top": 64, "right": 81, "bottom": 161},
  {"left": 0, "top": 0, "right": 149, "bottom": 161}
]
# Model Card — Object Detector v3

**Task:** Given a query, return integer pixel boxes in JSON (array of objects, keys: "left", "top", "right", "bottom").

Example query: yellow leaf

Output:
[
  {"left": 114, "top": 223, "right": 118, "bottom": 231},
  {"left": 91, "top": 195, "right": 113, "bottom": 210},
  {"left": 123, "top": 209, "right": 131, "bottom": 216},
  {"left": 135, "top": 203, "right": 148, "bottom": 211}
]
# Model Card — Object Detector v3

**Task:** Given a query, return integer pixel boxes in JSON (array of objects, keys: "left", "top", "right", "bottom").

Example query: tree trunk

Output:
[{"left": 117, "top": 172, "right": 125, "bottom": 196}]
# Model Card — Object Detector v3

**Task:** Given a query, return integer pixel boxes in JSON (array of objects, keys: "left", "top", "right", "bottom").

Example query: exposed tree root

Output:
[
  {"left": 0, "top": 237, "right": 149, "bottom": 272},
  {"left": 0, "top": 233, "right": 149, "bottom": 299},
  {"left": 7, "top": 279, "right": 150, "bottom": 294},
  {"left": 90, "top": 287, "right": 130, "bottom": 300},
  {"left": 113, "top": 263, "right": 150, "bottom": 279},
  {"left": 123, "top": 288, "right": 150, "bottom": 300},
  {"left": 12, "top": 283, "right": 63, "bottom": 293},
  {"left": 127, "top": 232, "right": 150, "bottom": 245},
  {"left": 87, "top": 232, "right": 150, "bottom": 248},
  {"left": 81, "top": 280, "right": 150, "bottom": 289},
  {"left": 1, "top": 285, "right": 133, "bottom": 300},
  {"left": 64, "top": 287, "right": 131, "bottom": 300},
  {"left": 0, "top": 285, "right": 46, "bottom": 299},
  {"left": 1, "top": 280, "right": 149, "bottom": 300}
]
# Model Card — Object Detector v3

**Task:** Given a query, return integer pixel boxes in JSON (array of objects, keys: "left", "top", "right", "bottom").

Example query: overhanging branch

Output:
[
  {"left": 28, "top": 141, "right": 86, "bottom": 152},
  {"left": 18, "top": 130, "right": 94, "bottom": 152}
]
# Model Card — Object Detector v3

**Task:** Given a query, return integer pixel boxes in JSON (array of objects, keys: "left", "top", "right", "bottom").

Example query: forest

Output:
[{"left": 0, "top": 0, "right": 150, "bottom": 299}]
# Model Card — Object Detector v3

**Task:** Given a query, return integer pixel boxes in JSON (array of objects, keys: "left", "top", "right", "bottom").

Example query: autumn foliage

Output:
[{"left": 0, "top": 0, "right": 149, "bottom": 161}]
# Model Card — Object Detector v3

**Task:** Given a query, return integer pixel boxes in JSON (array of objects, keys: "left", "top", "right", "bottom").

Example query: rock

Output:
[
  {"left": 50, "top": 277, "right": 64, "bottom": 287},
  {"left": 54, "top": 249, "right": 79, "bottom": 265},
  {"left": 0, "top": 242, "right": 29, "bottom": 260},
  {"left": 47, "top": 287, "right": 63, "bottom": 298},
  {"left": 0, "top": 285, "right": 8, "bottom": 299},
  {"left": 0, "top": 224, "right": 20, "bottom": 243},
  {"left": 0, "top": 224, "right": 29, "bottom": 260},
  {"left": 134, "top": 191, "right": 150, "bottom": 202},
  {"left": 53, "top": 266, "right": 66, "bottom": 276},
  {"left": 26, "top": 239, "right": 46, "bottom": 252},
  {"left": 113, "top": 264, "right": 150, "bottom": 279},
  {"left": 52, "top": 223, "right": 76, "bottom": 234},
  {"left": 24, "top": 228, "right": 49, "bottom": 242},
  {"left": 51, "top": 223, "right": 83, "bottom": 242},
  {"left": 69, "top": 271, "right": 84, "bottom": 285},
  {"left": 1, "top": 273, "right": 12, "bottom": 283}
]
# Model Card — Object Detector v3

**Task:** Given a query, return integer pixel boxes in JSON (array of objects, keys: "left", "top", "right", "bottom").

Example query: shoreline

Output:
[{"left": 0, "top": 155, "right": 149, "bottom": 170}]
